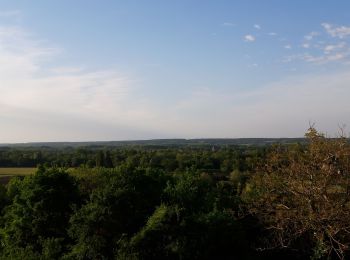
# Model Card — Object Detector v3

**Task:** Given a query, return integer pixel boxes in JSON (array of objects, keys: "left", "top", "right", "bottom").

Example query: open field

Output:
[
  {"left": 0, "top": 168, "right": 36, "bottom": 185},
  {"left": 0, "top": 168, "right": 36, "bottom": 176}
]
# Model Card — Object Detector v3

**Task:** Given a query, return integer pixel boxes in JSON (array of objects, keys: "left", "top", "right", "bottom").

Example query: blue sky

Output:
[{"left": 0, "top": 1, "right": 350, "bottom": 142}]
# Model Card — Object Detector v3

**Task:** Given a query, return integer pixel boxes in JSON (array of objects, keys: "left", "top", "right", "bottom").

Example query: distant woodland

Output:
[{"left": 0, "top": 128, "right": 349, "bottom": 259}]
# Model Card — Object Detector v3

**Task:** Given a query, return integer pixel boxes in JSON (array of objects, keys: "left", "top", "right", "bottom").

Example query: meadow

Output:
[{"left": 0, "top": 167, "right": 36, "bottom": 176}]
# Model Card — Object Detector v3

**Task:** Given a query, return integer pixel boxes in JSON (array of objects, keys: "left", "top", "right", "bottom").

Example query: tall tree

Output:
[
  {"left": 244, "top": 127, "right": 350, "bottom": 259},
  {"left": 1, "top": 167, "right": 79, "bottom": 258}
]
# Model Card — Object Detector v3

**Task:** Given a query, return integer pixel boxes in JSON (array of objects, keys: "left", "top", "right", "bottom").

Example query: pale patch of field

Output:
[{"left": 0, "top": 168, "right": 36, "bottom": 176}]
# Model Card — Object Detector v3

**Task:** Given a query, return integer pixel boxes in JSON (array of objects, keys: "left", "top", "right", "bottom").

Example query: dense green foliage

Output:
[
  {"left": 1, "top": 167, "right": 79, "bottom": 259},
  {"left": 0, "top": 144, "right": 266, "bottom": 172},
  {"left": 0, "top": 131, "right": 348, "bottom": 259}
]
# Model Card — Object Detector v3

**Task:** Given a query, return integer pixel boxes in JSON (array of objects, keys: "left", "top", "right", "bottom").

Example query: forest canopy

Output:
[{"left": 0, "top": 128, "right": 348, "bottom": 259}]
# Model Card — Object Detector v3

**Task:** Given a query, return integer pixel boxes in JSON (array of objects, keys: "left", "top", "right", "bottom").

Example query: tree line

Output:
[{"left": 0, "top": 145, "right": 266, "bottom": 172}]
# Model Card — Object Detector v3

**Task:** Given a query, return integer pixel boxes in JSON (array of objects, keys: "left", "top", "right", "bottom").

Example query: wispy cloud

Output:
[
  {"left": 322, "top": 23, "right": 350, "bottom": 38},
  {"left": 249, "top": 63, "right": 258, "bottom": 68},
  {"left": 221, "top": 22, "right": 235, "bottom": 27},
  {"left": 254, "top": 24, "right": 261, "bottom": 30},
  {"left": 304, "top": 31, "right": 319, "bottom": 41},
  {"left": 0, "top": 10, "right": 22, "bottom": 24},
  {"left": 2, "top": 16, "right": 350, "bottom": 141},
  {"left": 0, "top": 24, "right": 166, "bottom": 142},
  {"left": 323, "top": 42, "right": 346, "bottom": 53},
  {"left": 283, "top": 23, "right": 350, "bottom": 66},
  {"left": 244, "top": 34, "right": 255, "bottom": 42},
  {"left": 0, "top": 10, "right": 21, "bottom": 18},
  {"left": 284, "top": 50, "right": 350, "bottom": 64}
]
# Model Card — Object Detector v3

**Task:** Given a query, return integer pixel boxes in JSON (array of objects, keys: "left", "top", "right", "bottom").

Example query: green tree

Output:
[
  {"left": 1, "top": 167, "right": 79, "bottom": 257},
  {"left": 67, "top": 167, "right": 166, "bottom": 259},
  {"left": 95, "top": 151, "right": 104, "bottom": 167},
  {"left": 104, "top": 150, "right": 114, "bottom": 168},
  {"left": 243, "top": 128, "right": 350, "bottom": 259},
  {"left": 119, "top": 172, "right": 251, "bottom": 259}
]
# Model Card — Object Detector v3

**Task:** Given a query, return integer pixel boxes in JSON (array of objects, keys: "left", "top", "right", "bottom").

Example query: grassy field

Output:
[{"left": 0, "top": 167, "right": 36, "bottom": 176}]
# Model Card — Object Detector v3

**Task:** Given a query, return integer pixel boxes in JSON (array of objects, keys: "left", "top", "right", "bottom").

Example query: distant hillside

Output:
[{"left": 0, "top": 138, "right": 306, "bottom": 149}]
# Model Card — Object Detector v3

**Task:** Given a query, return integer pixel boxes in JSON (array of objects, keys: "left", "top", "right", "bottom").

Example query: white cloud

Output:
[
  {"left": 284, "top": 44, "right": 292, "bottom": 49},
  {"left": 304, "top": 31, "right": 319, "bottom": 41},
  {"left": 2, "top": 20, "right": 350, "bottom": 141},
  {"left": 323, "top": 42, "right": 346, "bottom": 53},
  {"left": 247, "top": 63, "right": 258, "bottom": 68},
  {"left": 284, "top": 49, "right": 350, "bottom": 65},
  {"left": 221, "top": 22, "right": 235, "bottom": 27},
  {"left": 327, "top": 53, "right": 346, "bottom": 61},
  {"left": 268, "top": 32, "right": 277, "bottom": 36},
  {"left": 322, "top": 23, "right": 350, "bottom": 39},
  {"left": 284, "top": 24, "right": 350, "bottom": 65},
  {"left": 0, "top": 24, "right": 167, "bottom": 142},
  {"left": 254, "top": 24, "right": 261, "bottom": 30},
  {"left": 244, "top": 34, "right": 255, "bottom": 42}
]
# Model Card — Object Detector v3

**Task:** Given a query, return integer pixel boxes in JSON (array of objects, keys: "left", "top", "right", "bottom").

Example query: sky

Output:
[{"left": 0, "top": 1, "right": 350, "bottom": 142}]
